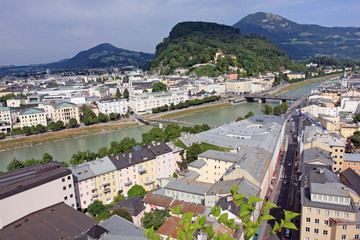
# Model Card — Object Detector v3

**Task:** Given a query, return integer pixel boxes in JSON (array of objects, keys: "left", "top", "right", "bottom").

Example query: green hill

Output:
[
  {"left": 151, "top": 21, "right": 293, "bottom": 75},
  {"left": 0, "top": 43, "right": 154, "bottom": 73},
  {"left": 233, "top": 12, "right": 360, "bottom": 60}
]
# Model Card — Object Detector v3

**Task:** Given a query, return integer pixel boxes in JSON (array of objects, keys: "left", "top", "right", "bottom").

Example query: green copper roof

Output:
[
  {"left": 20, "top": 108, "right": 45, "bottom": 115},
  {"left": 53, "top": 101, "right": 77, "bottom": 109}
]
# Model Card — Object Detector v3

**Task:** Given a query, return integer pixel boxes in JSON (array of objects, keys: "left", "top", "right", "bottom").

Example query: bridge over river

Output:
[{"left": 244, "top": 94, "right": 299, "bottom": 103}]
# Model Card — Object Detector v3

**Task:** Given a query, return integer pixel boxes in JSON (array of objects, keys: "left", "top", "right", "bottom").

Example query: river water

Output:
[{"left": 0, "top": 81, "right": 321, "bottom": 171}]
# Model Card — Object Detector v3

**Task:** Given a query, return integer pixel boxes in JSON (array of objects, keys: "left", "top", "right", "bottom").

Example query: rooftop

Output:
[
  {"left": 87, "top": 157, "right": 117, "bottom": 176},
  {"left": 344, "top": 153, "right": 360, "bottom": 162},
  {"left": 164, "top": 179, "right": 212, "bottom": 196},
  {"left": 0, "top": 162, "right": 71, "bottom": 200},
  {"left": 19, "top": 107, "right": 45, "bottom": 115},
  {"left": 52, "top": 101, "right": 78, "bottom": 109}
]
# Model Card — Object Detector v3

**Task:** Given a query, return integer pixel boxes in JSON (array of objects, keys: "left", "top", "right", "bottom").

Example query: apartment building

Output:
[
  {"left": 87, "top": 157, "right": 119, "bottom": 205},
  {"left": 128, "top": 90, "right": 188, "bottom": 113},
  {"left": 146, "top": 141, "right": 176, "bottom": 180},
  {"left": 69, "top": 163, "right": 97, "bottom": 209},
  {"left": 51, "top": 101, "right": 80, "bottom": 123},
  {"left": 0, "top": 107, "right": 12, "bottom": 125},
  {"left": 343, "top": 154, "right": 360, "bottom": 174},
  {"left": 0, "top": 162, "right": 76, "bottom": 229},
  {"left": 6, "top": 97, "right": 26, "bottom": 107},
  {"left": 300, "top": 167, "right": 360, "bottom": 240},
  {"left": 19, "top": 107, "right": 47, "bottom": 128},
  {"left": 225, "top": 79, "right": 252, "bottom": 94},
  {"left": 97, "top": 98, "right": 128, "bottom": 115}
]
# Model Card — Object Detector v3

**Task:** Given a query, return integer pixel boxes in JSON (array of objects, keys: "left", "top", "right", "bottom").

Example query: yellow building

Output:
[
  {"left": 19, "top": 107, "right": 47, "bottom": 128},
  {"left": 52, "top": 102, "right": 81, "bottom": 124},
  {"left": 137, "top": 159, "right": 157, "bottom": 192},
  {"left": 340, "top": 124, "right": 360, "bottom": 138}
]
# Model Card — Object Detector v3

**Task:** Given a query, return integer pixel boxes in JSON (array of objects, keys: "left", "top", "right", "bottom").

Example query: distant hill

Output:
[
  {"left": 233, "top": 12, "right": 360, "bottom": 60},
  {"left": 151, "top": 21, "right": 293, "bottom": 75},
  {"left": 0, "top": 43, "right": 154, "bottom": 73}
]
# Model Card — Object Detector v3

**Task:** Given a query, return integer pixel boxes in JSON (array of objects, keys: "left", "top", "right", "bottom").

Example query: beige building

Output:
[
  {"left": 19, "top": 107, "right": 47, "bottom": 128},
  {"left": 6, "top": 97, "right": 26, "bottom": 107},
  {"left": 0, "top": 162, "right": 76, "bottom": 229},
  {"left": 225, "top": 79, "right": 252, "bottom": 94},
  {"left": 51, "top": 101, "right": 81, "bottom": 124}
]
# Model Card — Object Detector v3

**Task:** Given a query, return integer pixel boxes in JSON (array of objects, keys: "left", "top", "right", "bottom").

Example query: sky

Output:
[{"left": 0, "top": 0, "right": 359, "bottom": 66}]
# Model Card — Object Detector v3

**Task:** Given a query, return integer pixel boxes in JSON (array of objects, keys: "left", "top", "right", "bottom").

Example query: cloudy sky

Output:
[{"left": 0, "top": 0, "right": 359, "bottom": 66}]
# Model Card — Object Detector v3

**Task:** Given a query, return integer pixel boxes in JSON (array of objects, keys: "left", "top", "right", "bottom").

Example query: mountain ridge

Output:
[{"left": 233, "top": 12, "right": 360, "bottom": 60}]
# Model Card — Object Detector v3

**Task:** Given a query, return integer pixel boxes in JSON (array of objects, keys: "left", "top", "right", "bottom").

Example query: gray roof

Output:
[
  {"left": 112, "top": 196, "right": 145, "bottom": 217},
  {"left": 344, "top": 153, "right": 360, "bottom": 162},
  {"left": 178, "top": 169, "right": 200, "bottom": 181},
  {"left": 98, "top": 215, "right": 146, "bottom": 240},
  {"left": 188, "top": 159, "right": 207, "bottom": 169},
  {"left": 198, "top": 150, "right": 239, "bottom": 163},
  {"left": 165, "top": 179, "right": 212, "bottom": 196},
  {"left": 311, "top": 182, "right": 349, "bottom": 197},
  {"left": 196, "top": 115, "right": 284, "bottom": 154},
  {"left": 87, "top": 157, "right": 117, "bottom": 176},
  {"left": 69, "top": 162, "right": 96, "bottom": 182},
  {"left": 207, "top": 178, "right": 259, "bottom": 199},
  {"left": 303, "top": 147, "right": 332, "bottom": 166}
]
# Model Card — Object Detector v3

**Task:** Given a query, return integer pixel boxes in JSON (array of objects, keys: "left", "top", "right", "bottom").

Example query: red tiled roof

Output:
[
  {"left": 170, "top": 200, "right": 206, "bottom": 215},
  {"left": 143, "top": 193, "right": 173, "bottom": 207},
  {"left": 156, "top": 216, "right": 181, "bottom": 238}
]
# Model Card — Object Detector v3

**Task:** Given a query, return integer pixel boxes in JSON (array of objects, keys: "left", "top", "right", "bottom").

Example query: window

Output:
[
  {"left": 343, "top": 225, "right": 347, "bottom": 230},
  {"left": 325, "top": 210, "right": 330, "bottom": 216},
  {"left": 305, "top": 238, "right": 309, "bottom": 240},
  {"left": 356, "top": 225, "right": 360, "bottom": 230},
  {"left": 324, "top": 220, "right": 329, "bottom": 225},
  {"left": 342, "top": 235, "right": 347, "bottom": 240},
  {"left": 68, "top": 184, "right": 72, "bottom": 188},
  {"left": 335, "top": 211, "right": 340, "bottom": 217},
  {"left": 70, "top": 194, "right": 73, "bottom": 198},
  {"left": 305, "top": 227, "right": 310, "bottom": 232},
  {"left": 314, "top": 228, "right": 319, "bottom": 234},
  {"left": 67, "top": 176, "right": 71, "bottom": 180},
  {"left": 306, "top": 217, "right": 311, "bottom": 223},
  {"left": 64, "top": 196, "right": 68, "bottom": 201},
  {"left": 63, "top": 186, "right": 66, "bottom": 190},
  {"left": 355, "top": 234, "right": 359, "bottom": 239},
  {"left": 315, "top": 208, "right": 321, "bottom": 214},
  {"left": 306, "top": 207, "right": 311, "bottom": 213},
  {"left": 323, "top": 230, "right": 328, "bottom": 236},
  {"left": 62, "top": 178, "right": 65, "bottom": 182},
  {"left": 344, "top": 212, "right": 349, "bottom": 218},
  {"left": 348, "top": 163, "right": 351, "bottom": 166},
  {"left": 315, "top": 219, "right": 319, "bottom": 224}
]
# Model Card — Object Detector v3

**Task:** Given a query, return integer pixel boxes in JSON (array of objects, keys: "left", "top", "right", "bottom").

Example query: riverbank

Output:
[
  {"left": 273, "top": 73, "right": 343, "bottom": 95},
  {"left": 151, "top": 101, "right": 232, "bottom": 119},
  {"left": 0, "top": 119, "right": 139, "bottom": 152}
]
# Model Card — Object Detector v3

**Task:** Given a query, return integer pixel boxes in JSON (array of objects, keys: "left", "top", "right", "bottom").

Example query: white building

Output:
[
  {"left": 129, "top": 90, "right": 188, "bottom": 114},
  {"left": 0, "top": 162, "right": 76, "bottom": 229},
  {"left": 97, "top": 98, "right": 128, "bottom": 115},
  {"left": 19, "top": 107, "right": 47, "bottom": 128}
]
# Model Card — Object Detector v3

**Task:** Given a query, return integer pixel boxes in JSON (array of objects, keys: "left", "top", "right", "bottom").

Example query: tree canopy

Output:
[
  {"left": 127, "top": 185, "right": 146, "bottom": 198},
  {"left": 152, "top": 82, "right": 167, "bottom": 92}
]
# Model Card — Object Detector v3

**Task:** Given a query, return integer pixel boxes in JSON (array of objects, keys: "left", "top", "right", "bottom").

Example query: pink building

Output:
[{"left": 69, "top": 163, "right": 97, "bottom": 209}]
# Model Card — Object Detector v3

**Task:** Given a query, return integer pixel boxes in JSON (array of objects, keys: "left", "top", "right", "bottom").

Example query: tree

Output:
[
  {"left": 81, "top": 105, "right": 98, "bottom": 125},
  {"left": 354, "top": 113, "right": 360, "bottom": 123},
  {"left": 68, "top": 118, "right": 78, "bottom": 128},
  {"left": 142, "top": 209, "right": 170, "bottom": 230},
  {"left": 22, "top": 126, "right": 31, "bottom": 135},
  {"left": 164, "top": 123, "right": 182, "bottom": 142},
  {"left": 60, "top": 161, "right": 69, "bottom": 167},
  {"left": 172, "top": 172, "right": 178, "bottom": 178},
  {"left": 244, "top": 111, "right": 254, "bottom": 118},
  {"left": 235, "top": 116, "right": 244, "bottom": 122},
  {"left": 97, "top": 147, "right": 109, "bottom": 158},
  {"left": 113, "top": 190, "right": 125, "bottom": 203},
  {"left": 262, "top": 104, "right": 273, "bottom": 115},
  {"left": 279, "top": 102, "right": 289, "bottom": 114},
  {"left": 116, "top": 88, "right": 122, "bottom": 98},
  {"left": 145, "top": 186, "right": 299, "bottom": 240},
  {"left": 273, "top": 105, "right": 282, "bottom": 116},
  {"left": 123, "top": 88, "right": 129, "bottom": 99},
  {"left": 127, "top": 184, "right": 146, "bottom": 198},
  {"left": 41, "top": 153, "right": 53, "bottom": 164},
  {"left": 24, "top": 158, "right": 40, "bottom": 167},
  {"left": 152, "top": 82, "right": 167, "bottom": 92},
  {"left": 88, "top": 200, "right": 106, "bottom": 216},
  {"left": 142, "top": 127, "right": 166, "bottom": 144},
  {"left": 350, "top": 131, "right": 360, "bottom": 148},
  {"left": 109, "top": 113, "right": 116, "bottom": 120},
  {"left": 111, "top": 208, "right": 133, "bottom": 222},
  {"left": 97, "top": 113, "right": 107, "bottom": 122},
  {"left": 35, "top": 124, "right": 46, "bottom": 133},
  {"left": 186, "top": 143, "right": 202, "bottom": 164},
  {"left": 7, "top": 158, "right": 24, "bottom": 171}
]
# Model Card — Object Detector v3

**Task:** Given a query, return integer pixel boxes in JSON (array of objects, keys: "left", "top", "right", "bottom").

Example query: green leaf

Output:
[
  {"left": 184, "top": 221, "right": 190, "bottom": 232},
  {"left": 219, "top": 213, "right": 228, "bottom": 223},
  {"left": 230, "top": 186, "right": 239, "bottom": 195},
  {"left": 273, "top": 221, "right": 280, "bottom": 233},
  {"left": 283, "top": 221, "right": 298, "bottom": 230},
  {"left": 248, "top": 196, "right": 264, "bottom": 205},
  {"left": 284, "top": 210, "right": 300, "bottom": 222},
  {"left": 225, "top": 218, "right": 235, "bottom": 229},
  {"left": 262, "top": 214, "right": 276, "bottom": 221},
  {"left": 211, "top": 206, "right": 221, "bottom": 217},
  {"left": 199, "top": 216, "right": 206, "bottom": 227}
]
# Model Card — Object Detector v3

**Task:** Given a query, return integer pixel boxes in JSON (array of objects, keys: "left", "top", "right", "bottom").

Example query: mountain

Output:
[
  {"left": 151, "top": 21, "right": 293, "bottom": 75},
  {"left": 233, "top": 12, "right": 360, "bottom": 60},
  {"left": 0, "top": 43, "right": 154, "bottom": 73}
]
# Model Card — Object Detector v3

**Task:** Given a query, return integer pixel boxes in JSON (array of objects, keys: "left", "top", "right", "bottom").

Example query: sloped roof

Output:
[
  {"left": 156, "top": 216, "right": 180, "bottom": 238},
  {"left": 52, "top": 101, "right": 78, "bottom": 109},
  {"left": 86, "top": 225, "right": 108, "bottom": 239},
  {"left": 19, "top": 107, "right": 45, "bottom": 115}
]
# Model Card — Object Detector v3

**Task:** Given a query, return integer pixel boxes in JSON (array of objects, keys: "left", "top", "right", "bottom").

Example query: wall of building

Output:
[
  {"left": 95, "top": 171, "right": 119, "bottom": 205},
  {"left": 75, "top": 177, "right": 96, "bottom": 209}
]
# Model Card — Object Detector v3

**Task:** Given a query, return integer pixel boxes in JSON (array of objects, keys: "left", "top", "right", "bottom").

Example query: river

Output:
[{"left": 0, "top": 81, "right": 321, "bottom": 171}]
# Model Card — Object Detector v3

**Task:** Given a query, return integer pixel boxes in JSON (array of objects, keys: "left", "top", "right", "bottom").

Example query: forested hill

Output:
[
  {"left": 233, "top": 12, "right": 360, "bottom": 60},
  {"left": 151, "top": 21, "right": 293, "bottom": 75}
]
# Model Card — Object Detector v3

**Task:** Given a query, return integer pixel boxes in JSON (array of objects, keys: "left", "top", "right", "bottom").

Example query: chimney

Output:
[
  {"left": 129, "top": 152, "right": 132, "bottom": 158},
  {"left": 116, "top": 156, "right": 119, "bottom": 160},
  {"left": 151, "top": 141, "right": 155, "bottom": 145}
]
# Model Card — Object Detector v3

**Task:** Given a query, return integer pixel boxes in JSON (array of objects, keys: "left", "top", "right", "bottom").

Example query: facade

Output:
[
  {"left": 225, "top": 79, "right": 252, "bottom": 94},
  {"left": 301, "top": 104, "right": 338, "bottom": 118},
  {"left": 343, "top": 153, "right": 360, "bottom": 174},
  {"left": 97, "top": 98, "right": 128, "bottom": 115},
  {"left": 87, "top": 157, "right": 119, "bottom": 205},
  {"left": 19, "top": 107, "right": 47, "bottom": 128},
  {"left": 69, "top": 163, "right": 97, "bottom": 209},
  {"left": 0, "top": 162, "right": 76, "bottom": 229},
  {"left": 0, "top": 107, "right": 12, "bottom": 125},
  {"left": 6, "top": 97, "right": 26, "bottom": 108},
  {"left": 51, "top": 101, "right": 80, "bottom": 123},
  {"left": 146, "top": 141, "right": 175, "bottom": 180},
  {"left": 128, "top": 90, "right": 188, "bottom": 113}
]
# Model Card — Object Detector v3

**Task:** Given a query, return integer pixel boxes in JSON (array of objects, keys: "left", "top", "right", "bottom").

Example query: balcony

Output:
[
  {"left": 104, "top": 188, "right": 111, "bottom": 193},
  {"left": 124, "top": 181, "right": 132, "bottom": 187},
  {"left": 92, "top": 193, "right": 98, "bottom": 198},
  {"left": 144, "top": 180, "right": 155, "bottom": 186},
  {"left": 138, "top": 169, "right": 147, "bottom": 174},
  {"left": 102, "top": 182, "right": 110, "bottom": 187}
]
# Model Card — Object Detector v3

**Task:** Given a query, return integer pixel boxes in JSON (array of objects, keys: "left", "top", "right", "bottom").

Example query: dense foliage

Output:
[
  {"left": 152, "top": 82, "right": 167, "bottom": 92},
  {"left": 7, "top": 153, "right": 54, "bottom": 171},
  {"left": 127, "top": 185, "right": 147, "bottom": 198},
  {"left": 142, "top": 210, "right": 170, "bottom": 231},
  {"left": 151, "top": 21, "right": 292, "bottom": 75},
  {"left": 110, "top": 208, "right": 133, "bottom": 222}
]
